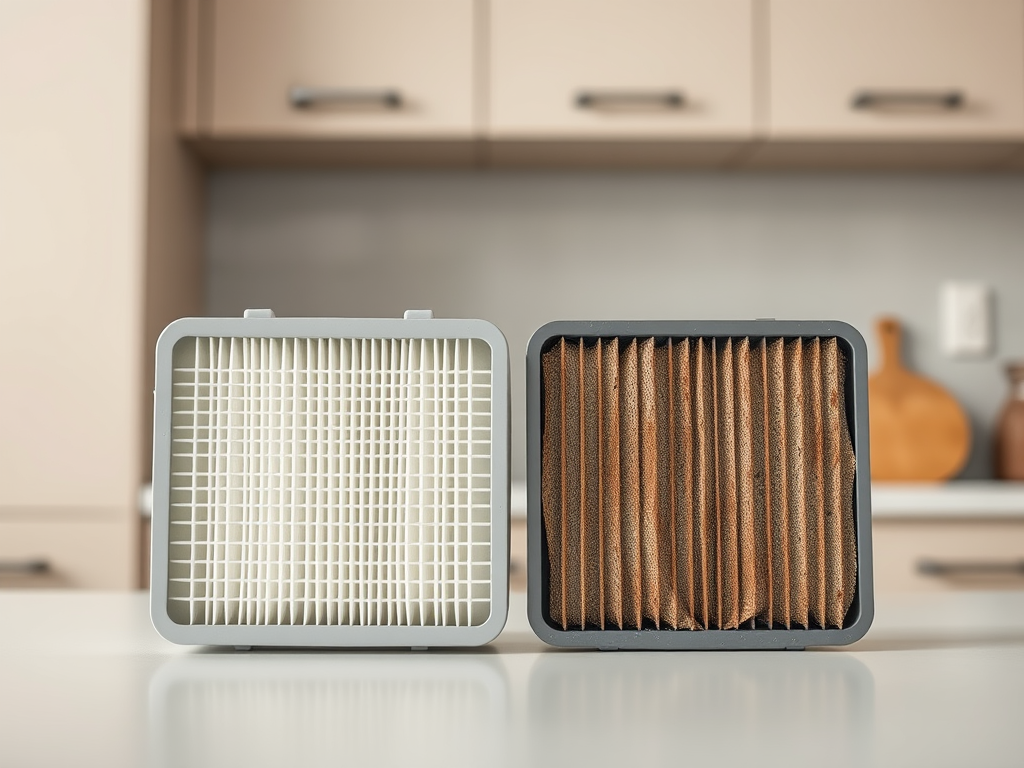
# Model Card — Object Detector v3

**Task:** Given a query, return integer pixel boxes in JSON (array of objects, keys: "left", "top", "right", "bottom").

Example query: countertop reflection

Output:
[
  {"left": 148, "top": 653, "right": 508, "bottom": 768},
  {"left": 2, "top": 590, "right": 1023, "bottom": 767}
]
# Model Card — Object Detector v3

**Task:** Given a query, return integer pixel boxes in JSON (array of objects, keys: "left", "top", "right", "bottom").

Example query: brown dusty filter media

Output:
[{"left": 540, "top": 337, "right": 857, "bottom": 631}]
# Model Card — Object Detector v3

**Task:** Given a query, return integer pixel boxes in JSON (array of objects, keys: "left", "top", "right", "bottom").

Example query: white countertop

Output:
[
  {"left": 2, "top": 589, "right": 1024, "bottom": 768},
  {"left": 872, "top": 481, "right": 1024, "bottom": 518}
]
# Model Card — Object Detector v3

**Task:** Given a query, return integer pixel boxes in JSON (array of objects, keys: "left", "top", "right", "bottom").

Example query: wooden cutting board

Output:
[{"left": 868, "top": 317, "right": 970, "bottom": 481}]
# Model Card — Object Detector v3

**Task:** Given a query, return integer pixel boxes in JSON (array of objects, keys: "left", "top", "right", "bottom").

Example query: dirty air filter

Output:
[
  {"left": 526, "top": 321, "right": 873, "bottom": 650},
  {"left": 151, "top": 309, "right": 509, "bottom": 648}
]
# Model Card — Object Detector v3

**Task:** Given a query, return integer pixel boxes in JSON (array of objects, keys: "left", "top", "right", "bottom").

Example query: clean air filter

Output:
[
  {"left": 526, "top": 321, "right": 873, "bottom": 650},
  {"left": 151, "top": 309, "right": 509, "bottom": 648}
]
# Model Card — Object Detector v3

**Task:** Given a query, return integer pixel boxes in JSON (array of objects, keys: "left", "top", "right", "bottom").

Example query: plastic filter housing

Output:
[
  {"left": 525, "top": 320, "right": 874, "bottom": 650},
  {"left": 151, "top": 310, "right": 510, "bottom": 648}
]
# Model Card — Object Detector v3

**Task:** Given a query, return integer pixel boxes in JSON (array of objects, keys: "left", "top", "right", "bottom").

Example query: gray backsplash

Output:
[{"left": 207, "top": 171, "right": 1024, "bottom": 482}]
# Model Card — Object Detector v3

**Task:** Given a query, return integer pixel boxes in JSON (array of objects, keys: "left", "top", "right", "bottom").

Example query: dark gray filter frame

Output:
[{"left": 525, "top": 320, "right": 873, "bottom": 650}]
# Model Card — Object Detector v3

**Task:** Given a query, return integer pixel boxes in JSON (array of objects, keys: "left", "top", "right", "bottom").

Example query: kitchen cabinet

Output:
[
  {"left": 486, "top": 0, "right": 754, "bottom": 166},
  {"left": 190, "top": 0, "right": 477, "bottom": 140},
  {"left": 750, "top": 0, "right": 1024, "bottom": 167},
  {"left": 871, "top": 484, "right": 1024, "bottom": 593},
  {"left": 0, "top": 520, "right": 135, "bottom": 589},
  {"left": 874, "top": 520, "right": 1024, "bottom": 592},
  {"left": 767, "top": 0, "right": 1024, "bottom": 141},
  {"left": 0, "top": 0, "right": 202, "bottom": 589},
  {"left": 180, "top": 0, "right": 1024, "bottom": 169}
]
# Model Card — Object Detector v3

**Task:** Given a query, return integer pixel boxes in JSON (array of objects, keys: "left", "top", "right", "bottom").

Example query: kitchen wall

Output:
[{"left": 207, "top": 171, "right": 1024, "bottom": 482}]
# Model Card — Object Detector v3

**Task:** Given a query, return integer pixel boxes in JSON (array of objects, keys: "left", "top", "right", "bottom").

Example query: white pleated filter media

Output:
[{"left": 166, "top": 335, "right": 493, "bottom": 628}]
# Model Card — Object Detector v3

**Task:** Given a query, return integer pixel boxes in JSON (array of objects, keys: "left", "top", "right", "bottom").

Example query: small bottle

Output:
[{"left": 995, "top": 362, "right": 1024, "bottom": 480}]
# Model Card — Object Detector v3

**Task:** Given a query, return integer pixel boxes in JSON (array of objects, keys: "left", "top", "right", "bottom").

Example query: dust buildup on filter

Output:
[
  {"left": 562, "top": 341, "right": 583, "bottom": 629},
  {"left": 600, "top": 339, "right": 624, "bottom": 629},
  {"left": 539, "top": 335, "right": 857, "bottom": 632},
  {"left": 716, "top": 338, "right": 741, "bottom": 630},
  {"left": 637, "top": 338, "right": 662, "bottom": 626},
  {"left": 618, "top": 340, "right": 643, "bottom": 630},
  {"left": 540, "top": 346, "right": 566, "bottom": 628}
]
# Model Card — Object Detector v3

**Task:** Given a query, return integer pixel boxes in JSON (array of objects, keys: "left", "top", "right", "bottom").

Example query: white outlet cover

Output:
[{"left": 941, "top": 281, "right": 992, "bottom": 357}]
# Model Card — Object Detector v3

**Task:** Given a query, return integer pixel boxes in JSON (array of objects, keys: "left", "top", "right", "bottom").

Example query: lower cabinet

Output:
[
  {"left": 0, "top": 0, "right": 202, "bottom": 591},
  {"left": 873, "top": 518, "right": 1024, "bottom": 593},
  {"left": 0, "top": 516, "right": 137, "bottom": 590}
]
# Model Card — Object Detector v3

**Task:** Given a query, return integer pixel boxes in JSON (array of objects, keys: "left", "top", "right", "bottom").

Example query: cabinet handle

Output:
[
  {"left": 576, "top": 90, "right": 685, "bottom": 109},
  {"left": 851, "top": 90, "right": 963, "bottom": 110},
  {"left": 0, "top": 558, "right": 50, "bottom": 574},
  {"left": 289, "top": 87, "right": 402, "bottom": 109},
  {"left": 918, "top": 558, "right": 1024, "bottom": 577}
]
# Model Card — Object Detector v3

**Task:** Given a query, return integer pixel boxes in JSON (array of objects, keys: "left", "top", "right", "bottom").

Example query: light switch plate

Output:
[{"left": 941, "top": 281, "right": 992, "bottom": 357}]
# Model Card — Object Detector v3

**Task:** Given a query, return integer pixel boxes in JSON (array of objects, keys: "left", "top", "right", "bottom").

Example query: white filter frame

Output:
[{"left": 151, "top": 312, "right": 510, "bottom": 648}]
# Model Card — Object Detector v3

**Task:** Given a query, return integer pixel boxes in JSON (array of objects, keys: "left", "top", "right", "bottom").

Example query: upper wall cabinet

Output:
[
  {"left": 769, "top": 0, "right": 1024, "bottom": 140},
  {"left": 180, "top": 0, "right": 1024, "bottom": 167},
  {"left": 488, "top": 0, "right": 755, "bottom": 139},
  {"left": 193, "top": 0, "right": 476, "bottom": 138}
]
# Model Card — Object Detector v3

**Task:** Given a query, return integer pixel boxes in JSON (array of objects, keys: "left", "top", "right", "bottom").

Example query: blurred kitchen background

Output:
[{"left": 4, "top": 0, "right": 1024, "bottom": 594}]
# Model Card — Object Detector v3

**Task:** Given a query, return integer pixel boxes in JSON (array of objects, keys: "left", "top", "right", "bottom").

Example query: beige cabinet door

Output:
[
  {"left": 208, "top": 0, "right": 476, "bottom": 138},
  {"left": 488, "top": 0, "right": 754, "bottom": 139},
  {"left": 874, "top": 519, "right": 1024, "bottom": 593},
  {"left": 769, "top": 0, "right": 1024, "bottom": 140},
  {"left": 0, "top": 0, "right": 147, "bottom": 588},
  {"left": 0, "top": 1, "right": 146, "bottom": 515}
]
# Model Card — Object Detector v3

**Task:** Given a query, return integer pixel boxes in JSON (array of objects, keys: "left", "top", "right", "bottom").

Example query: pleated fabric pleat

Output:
[
  {"left": 750, "top": 339, "right": 772, "bottom": 627},
  {"left": 582, "top": 343, "right": 602, "bottom": 628},
  {"left": 600, "top": 340, "right": 623, "bottom": 629},
  {"left": 693, "top": 339, "right": 717, "bottom": 629},
  {"left": 805, "top": 338, "right": 827, "bottom": 629},
  {"left": 540, "top": 344, "right": 565, "bottom": 628},
  {"left": 733, "top": 338, "right": 758, "bottom": 627},
  {"left": 539, "top": 336, "right": 857, "bottom": 631},
  {"left": 672, "top": 341, "right": 698, "bottom": 631},
  {"left": 619, "top": 340, "right": 643, "bottom": 630},
  {"left": 563, "top": 341, "right": 583, "bottom": 630},
  {"left": 785, "top": 338, "right": 809, "bottom": 629},
  {"left": 716, "top": 338, "right": 740, "bottom": 629},
  {"left": 766, "top": 338, "right": 790, "bottom": 629},
  {"left": 655, "top": 343, "right": 678, "bottom": 629},
  {"left": 638, "top": 338, "right": 661, "bottom": 626}
]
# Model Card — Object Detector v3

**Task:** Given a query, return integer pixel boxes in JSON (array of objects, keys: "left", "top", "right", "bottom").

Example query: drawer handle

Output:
[
  {"left": 851, "top": 90, "right": 963, "bottom": 110},
  {"left": 576, "top": 90, "right": 685, "bottom": 110},
  {"left": 918, "top": 558, "right": 1024, "bottom": 577},
  {"left": 289, "top": 87, "right": 402, "bottom": 110},
  {"left": 0, "top": 558, "right": 50, "bottom": 574}
]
